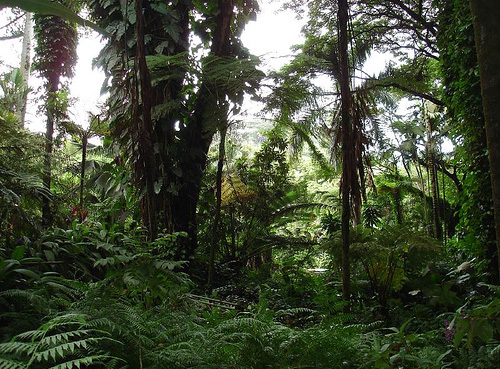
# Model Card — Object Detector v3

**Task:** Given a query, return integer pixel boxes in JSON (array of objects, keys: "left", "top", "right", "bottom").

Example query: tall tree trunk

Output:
[
  {"left": 442, "top": 169, "right": 447, "bottom": 246},
  {"left": 430, "top": 162, "right": 441, "bottom": 238},
  {"left": 469, "top": 0, "right": 500, "bottom": 281},
  {"left": 230, "top": 208, "right": 236, "bottom": 259},
  {"left": 424, "top": 102, "right": 442, "bottom": 239},
  {"left": 393, "top": 167, "right": 403, "bottom": 225},
  {"left": 414, "top": 153, "right": 430, "bottom": 230},
  {"left": 134, "top": 0, "right": 158, "bottom": 241},
  {"left": 19, "top": 11, "right": 32, "bottom": 127},
  {"left": 34, "top": 2, "right": 78, "bottom": 228},
  {"left": 42, "top": 75, "right": 59, "bottom": 228},
  {"left": 170, "top": 0, "right": 234, "bottom": 259},
  {"left": 394, "top": 189, "right": 403, "bottom": 225},
  {"left": 338, "top": 0, "right": 352, "bottom": 302},
  {"left": 208, "top": 126, "right": 227, "bottom": 287},
  {"left": 79, "top": 135, "right": 88, "bottom": 218}
]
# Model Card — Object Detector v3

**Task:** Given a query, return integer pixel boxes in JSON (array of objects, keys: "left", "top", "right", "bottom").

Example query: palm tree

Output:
[
  {"left": 0, "top": 69, "right": 29, "bottom": 117},
  {"left": 60, "top": 115, "right": 108, "bottom": 220},
  {"left": 424, "top": 101, "right": 442, "bottom": 239},
  {"left": 266, "top": 0, "right": 384, "bottom": 302},
  {"left": 338, "top": 0, "right": 354, "bottom": 302}
]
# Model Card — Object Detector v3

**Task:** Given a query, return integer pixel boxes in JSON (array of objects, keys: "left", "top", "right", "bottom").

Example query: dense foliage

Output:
[
  {"left": 0, "top": 0, "right": 499, "bottom": 368},
  {"left": 438, "top": 0, "right": 498, "bottom": 282}
]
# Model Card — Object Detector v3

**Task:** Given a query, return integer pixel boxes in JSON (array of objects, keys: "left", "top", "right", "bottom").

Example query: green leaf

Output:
[
  {"left": 95, "top": 172, "right": 112, "bottom": 188},
  {"left": 436, "top": 349, "right": 452, "bottom": 363},
  {"left": 11, "top": 246, "right": 25, "bottom": 260},
  {"left": 56, "top": 345, "right": 64, "bottom": 359},
  {"left": 93, "top": 257, "right": 115, "bottom": 267},
  {"left": 0, "top": 0, "right": 109, "bottom": 36},
  {"left": 14, "top": 268, "right": 40, "bottom": 280},
  {"left": 380, "top": 343, "right": 390, "bottom": 353},
  {"left": 44, "top": 250, "right": 56, "bottom": 262},
  {"left": 400, "top": 319, "right": 413, "bottom": 334},
  {"left": 469, "top": 318, "right": 494, "bottom": 344},
  {"left": 453, "top": 318, "right": 469, "bottom": 347}
]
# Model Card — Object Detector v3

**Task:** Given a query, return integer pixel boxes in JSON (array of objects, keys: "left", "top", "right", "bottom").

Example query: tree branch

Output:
[{"left": 375, "top": 81, "right": 444, "bottom": 106}]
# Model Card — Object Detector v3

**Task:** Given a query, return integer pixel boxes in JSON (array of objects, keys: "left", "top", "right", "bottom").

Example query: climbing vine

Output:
[{"left": 438, "top": 0, "right": 497, "bottom": 281}]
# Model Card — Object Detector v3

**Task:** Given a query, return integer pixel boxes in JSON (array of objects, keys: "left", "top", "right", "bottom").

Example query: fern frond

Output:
[
  {"left": 39, "top": 330, "right": 93, "bottom": 346},
  {"left": 167, "top": 325, "right": 198, "bottom": 344},
  {"left": 275, "top": 307, "right": 317, "bottom": 317},
  {"left": 152, "top": 260, "right": 185, "bottom": 271},
  {"left": 84, "top": 317, "right": 118, "bottom": 333},
  {"left": 13, "top": 329, "right": 46, "bottom": 342},
  {"left": 34, "top": 337, "right": 111, "bottom": 363},
  {"left": 48, "top": 354, "right": 114, "bottom": 369},
  {"left": 0, "top": 289, "right": 47, "bottom": 307},
  {"left": 219, "top": 317, "right": 267, "bottom": 332},
  {"left": 0, "top": 358, "right": 25, "bottom": 369},
  {"left": 41, "top": 313, "right": 88, "bottom": 327},
  {"left": 0, "top": 341, "right": 33, "bottom": 355},
  {"left": 1, "top": 312, "right": 122, "bottom": 369}
]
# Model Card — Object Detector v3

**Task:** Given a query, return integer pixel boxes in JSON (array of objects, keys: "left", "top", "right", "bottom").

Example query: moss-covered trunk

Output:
[{"left": 469, "top": 0, "right": 500, "bottom": 281}]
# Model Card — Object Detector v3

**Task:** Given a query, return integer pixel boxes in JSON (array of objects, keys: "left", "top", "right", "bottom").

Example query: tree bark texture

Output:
[
  {"left": 35, "top": 3, "right": 78, "bottom": 228},
  {"left": 208, "top": 126, "right": 227, "bottom": 287},
  {"left": 424, "top": 104, "right": 442, "bottom": 240},
  {"left": 170, "top": 0, "right": 234, "bottom": 259},
  {"left": 79, "top": 135, "right": 88, "bottom": 218},
  {"left": 338, "top": 0, "right": 352, "bottom": 302},
  {"left": 469, "top": 0, "right": 500, "bottom": 281},
  {"left": 42, "top": 74, "right": 59, "bottom": 228},
  {"left": 134, "top": 0, "right": 158, "bottom": 240}
]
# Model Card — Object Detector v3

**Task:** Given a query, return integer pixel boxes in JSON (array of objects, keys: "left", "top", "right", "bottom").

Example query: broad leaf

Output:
[{"left": 0, "top": 0, "right": 108, "bottom": 36}]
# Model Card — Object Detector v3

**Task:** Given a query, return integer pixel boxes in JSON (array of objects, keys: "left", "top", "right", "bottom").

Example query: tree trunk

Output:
[
  {"left": 92, "top": 0, "right": 238, "bottom": 260},
  {"left": 415, "top": 155, "right": 430, "bottom": 230},
  {"left": 169, "top": 0, "right": 234, "bottom": 259},
  {"left": 469, "top": 0, "right": 500, "bottom": 281},
  {"left": 394, "top": 189, "right": 403, "bottom": 225},
  {"left": 42, "top": 75, "right": 59, "bottom": 228},
  {"left": 442, "top": 169, "right": 447, "bottom": 245},
  {"left": 134, "top": 0, "right": 158, "bottom": 241},
  {"left": 338, "top": 0, "right": 352, "bottom": 303},
  {"left": 79, "top": 135, "right": 88, "bottom": 218},
  {"left": 19, "top": 11, "right": 32, "bottom": 127},
  {"left": 208, "top": 126, "right": 227, "bottom": 287},
  {"left": 424, "top": 103, "right": 442, "bottom": 239}
]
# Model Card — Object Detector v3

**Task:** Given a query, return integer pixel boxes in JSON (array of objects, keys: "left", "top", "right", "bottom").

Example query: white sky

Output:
[
  {"left": 0, "top": 23, "right": 107, "bottom": 132},
  {"left": 1, "top": 1, "right": 390, "bottom": 132},
  {"left": 242, "top": 1, "right": 304, "bottom": 71}
]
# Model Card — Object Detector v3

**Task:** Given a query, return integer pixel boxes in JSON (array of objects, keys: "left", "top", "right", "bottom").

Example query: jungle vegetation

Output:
[{"left": 0, "top": 0, "right": 499, "bottom": 368}]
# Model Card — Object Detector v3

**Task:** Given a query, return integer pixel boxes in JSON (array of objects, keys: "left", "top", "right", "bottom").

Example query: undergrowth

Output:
[{"left": 1, "top": 225, "right": 499, "bottom": 369}]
